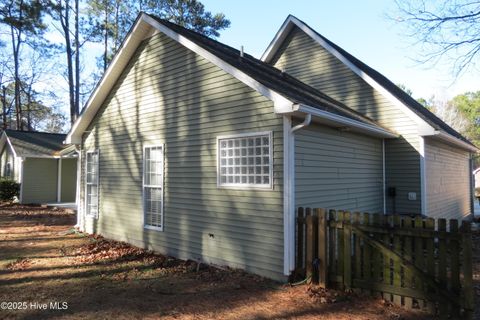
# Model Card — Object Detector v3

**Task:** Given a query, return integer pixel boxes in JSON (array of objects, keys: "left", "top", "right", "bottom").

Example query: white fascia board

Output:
[
  {"left": 428, "top": 131, "right": 479, "bottom": 152},
  {"left": 66, "top": 18, "right": 154, "bottom": 144},
  {"left": 142, "top": 15, "right": 294, "bottom": 113},
  {"left": 261, "top": 16, "right": 435, "bottom": 133},
  {"left": 295, "top": 104, "right": 398, "bottom": 139},
  {"left": 66, "top": 14, "right": 295, "bottom": 143},
  {"left": 1, "top": 134, "right": 18, "bottom": 158}
]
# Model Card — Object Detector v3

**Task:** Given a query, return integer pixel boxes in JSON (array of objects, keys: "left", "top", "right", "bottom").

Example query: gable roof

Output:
[
  {"left": 262, "top": 15, "right": 477, "bottom": 152},
  {"left": 1, "top": 130, "right": 68, "bottom": 157},
  {"left": 66, "top": 13, "right": 396, "bottom": 144}
]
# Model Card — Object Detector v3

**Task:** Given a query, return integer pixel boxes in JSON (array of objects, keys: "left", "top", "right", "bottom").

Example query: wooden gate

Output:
[{"left": 295, "top": 207, "right": 474, "bottom": 318}]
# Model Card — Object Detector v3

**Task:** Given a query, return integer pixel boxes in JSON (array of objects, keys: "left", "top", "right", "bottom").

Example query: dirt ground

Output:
[{"left": 0, "top": 203, "right": 460, "bottom": 320}]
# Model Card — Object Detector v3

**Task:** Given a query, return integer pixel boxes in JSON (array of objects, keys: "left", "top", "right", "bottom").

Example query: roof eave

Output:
[
  {"left": 285, "top": 104, "right": 398, "bottom": 139},
  {"left": 261, "top": 15, "right": 436, "bottom": 136},
  {"left": 426, "top": 131, "right": 479, "bottom": 153},
  {"left": 66, "top": 15, "right": 156, "bottom": 144},
  {"left": 66, "top": 13, "right": 299, "bottom": 144}
]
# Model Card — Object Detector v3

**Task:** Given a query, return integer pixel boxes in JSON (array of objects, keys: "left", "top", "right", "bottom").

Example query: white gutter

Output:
[
  {"left": 429, "top": 130, "right": 478, "bottom": 152},
  {"left": 283, "top": 112, "right": 312, "bottom": 276},
  {"left": 293, "top": 104, "right": 398, "bottom": 138}
]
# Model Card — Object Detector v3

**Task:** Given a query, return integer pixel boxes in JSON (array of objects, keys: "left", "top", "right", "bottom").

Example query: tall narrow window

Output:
[
  {"left": 143, "top": 145, "right": 164, "bottom": 230},
  {"left": 217, "top": 132, "right": 273, "bottom": 189},
  {"left": 85, "top": 151, "right": 99, "bottom": 217}
]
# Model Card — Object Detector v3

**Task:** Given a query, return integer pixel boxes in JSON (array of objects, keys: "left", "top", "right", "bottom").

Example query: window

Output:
[
  {"left": 5, "top": 162, "right": 11, "bottom": 178},
  {"left": 143, "top": 145, "right": 164, "bottom": 230},
  {"left": 85, "top": 151, "right": 99, "bottom": 217},
  {"left": 217, "top": 132, "right": 273, "bottom": 189}
]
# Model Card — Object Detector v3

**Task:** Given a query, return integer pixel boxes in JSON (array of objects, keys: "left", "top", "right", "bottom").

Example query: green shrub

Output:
[{"left": 0, "top": 179, "right": 20, "bottom": 201}]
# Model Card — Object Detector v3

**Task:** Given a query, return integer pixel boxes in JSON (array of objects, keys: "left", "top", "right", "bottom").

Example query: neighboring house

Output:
[
  {"left": 65, "top": 13, "right": 477, "bottom": 281},
  {"left": 0, "top": 130, "right": 78, "bottom": 204},
  {"left": 474, "top": 168, "right": 480, "bottom": 190}
]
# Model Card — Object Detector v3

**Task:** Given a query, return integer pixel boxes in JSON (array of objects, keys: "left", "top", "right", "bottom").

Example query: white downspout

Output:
[
  {"left": 283, "top": 112, "right": 312, "bottom": 276},
  {"left": 57, "top": 158, "right": 62, "bottom": 203}
]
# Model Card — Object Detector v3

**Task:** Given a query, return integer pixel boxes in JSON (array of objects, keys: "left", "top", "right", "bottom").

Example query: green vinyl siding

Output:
[
  {"left": 296, "top": 123, "right": 383, "bottom": 212},
  {"left": 273, "top": 27, "right": 421, "bottom": 215},
  {"left": 80, "top": 32, "right": 285, "bottom": 280},
  {"left": 60, "top": 158, "right": 77, "bottom": 202},
  {"left": 425, "top": 138, "right": 471, "bottom": 220},
  {"left": 22, "top": 158, "right": 58, "bottom": 203}
]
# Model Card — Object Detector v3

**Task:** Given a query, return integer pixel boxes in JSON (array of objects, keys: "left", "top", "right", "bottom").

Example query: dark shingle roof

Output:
[
  {"left": 286, "top": 15, "right": 473, "bottom": 146},
  {"left": 149, "top": 14, "right": 392, "bottom": 132},
  {"left": 4, "top": 130, "right": 67, "bottom": 157}
]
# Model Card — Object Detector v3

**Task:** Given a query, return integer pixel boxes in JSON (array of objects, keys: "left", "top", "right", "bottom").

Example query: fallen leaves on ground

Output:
[{"left": 6, "top": 258, "right": 33, "bottom": 271}]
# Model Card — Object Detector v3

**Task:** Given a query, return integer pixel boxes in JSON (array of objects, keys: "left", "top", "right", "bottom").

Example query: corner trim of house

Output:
[
  {"left": 382, "top": 139, "right": 386, "bottom": 215},
  {"left": 419, "top": 137, "right": 427, "bottom": 216},
  {"left": 57, "top": 158, "right": 62, "bottom": 202},
  {"left": 19, "top": 157, "right": 24, "bottom": 204}
]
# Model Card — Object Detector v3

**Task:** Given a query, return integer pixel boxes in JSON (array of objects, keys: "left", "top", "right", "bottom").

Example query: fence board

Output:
[
  {"left": 403, "top": 216, "right": 414, "bottom": 309},
  {"left": 317, "top": 208, "right": 327, "bottom": 288},
  {"left": 295, "top": 207, "right": 473, "bottom": 317}
]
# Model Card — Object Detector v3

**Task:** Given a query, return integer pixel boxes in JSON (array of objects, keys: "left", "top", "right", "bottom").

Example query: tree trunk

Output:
[
  {"left": 60, "top": 0, "right": 76, "bottom": 126},
  {"left": 11, "top": 25, "right": 22, "bottom": 130},
  {"left": 1, "top": 86, "right": 7, "bottom": 130},
  {"left": 74, "top": 0, "right": 80, "bottom": 123},
  {"left": 103, "top": 5, "right": 108, "bottom": 72}
]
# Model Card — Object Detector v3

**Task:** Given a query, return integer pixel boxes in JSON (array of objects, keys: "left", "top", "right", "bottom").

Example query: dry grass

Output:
[{"left": 0, "top": 203, "right": 440, "bottom": 319}]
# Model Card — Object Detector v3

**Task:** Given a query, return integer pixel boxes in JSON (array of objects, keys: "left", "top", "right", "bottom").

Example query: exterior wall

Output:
[
  {"left": 60, "top": 158, "right": 77, "bottom": 202},
  {"left": 425, "top": 138, "right": 471, "bottom": 220},
  {"left": 0, "top": 144, "right": 17, "bottom": 180},
  {"left": 79, "top": 32, "right": 285, "bottom": 280},
  {"left": 272, "top": 27, "right": 421, "bottom": 215},
  {"left": 295, "top": 123, "right": 383, "bottom": 213},
  {"left": 22, "top": 158, "right": 58, "bottom": 203}
]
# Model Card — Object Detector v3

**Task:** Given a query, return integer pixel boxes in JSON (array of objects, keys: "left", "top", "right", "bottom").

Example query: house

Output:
[
  {"left": 0, "top": 130, "right": 78, "bottom": 204},
  {"left": 65, "top": 13, "right": 477, "bottom": 281},
  {"left": 474, "top": 168, "right": 480, "bottom": 189}
]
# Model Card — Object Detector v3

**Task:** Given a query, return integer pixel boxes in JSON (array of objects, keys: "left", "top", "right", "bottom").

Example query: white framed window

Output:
[
  {"left": 217, "top": 131, "right": 273, "bottom": 189},
  {"left": 5, "top": 162, "right": 11, "bottom": 178},
  {"left": 143, "top": 145, "right": 164, "bottom": 231},
  {"left": 85, "top": 150, "right": 99, "bottom": 218}
]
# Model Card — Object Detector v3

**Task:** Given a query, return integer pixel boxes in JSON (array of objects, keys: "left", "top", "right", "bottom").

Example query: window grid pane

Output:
[
  {"left": 85, "top": 152, "right": 99, "bottom": 217},
  {"left": 144, "top": 146, "right": 163, "bottom": 229},
  {"left": 218, "top": 134, "right": 271, "bottom": 187}
]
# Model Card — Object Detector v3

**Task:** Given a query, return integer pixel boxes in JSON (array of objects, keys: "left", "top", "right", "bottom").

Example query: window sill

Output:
[{"left": 144, "top": 225, "right": 163, "bottom": 232}]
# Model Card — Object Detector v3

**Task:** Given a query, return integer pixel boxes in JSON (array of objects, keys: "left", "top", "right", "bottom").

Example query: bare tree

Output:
[
  {"left": 431, "top": 98, "right": 470, "bottom": 133},
  {"left": 394, "top": 0, "right": 480, "bottom": 76}
]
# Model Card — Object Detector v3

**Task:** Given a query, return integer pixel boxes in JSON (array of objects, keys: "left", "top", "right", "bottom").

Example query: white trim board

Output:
[
  {"left": 65, "top": 13, "right": 397, "bottom": 146},
  {"left": 261, "top": 16, "right": 435, "bottom": 133},
  {"left": 66, "top": 13, "right": 295, "bottom": 144}
]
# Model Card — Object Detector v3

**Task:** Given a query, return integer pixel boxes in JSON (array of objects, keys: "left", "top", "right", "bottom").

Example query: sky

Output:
[{"left": 200, "top": 0, "right": 479, "bottom": 101}]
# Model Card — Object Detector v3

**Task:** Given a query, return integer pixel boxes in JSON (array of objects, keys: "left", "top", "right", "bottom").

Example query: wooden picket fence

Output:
[{"left": 295, "top": 207, "right": 474, "bottom": 318}]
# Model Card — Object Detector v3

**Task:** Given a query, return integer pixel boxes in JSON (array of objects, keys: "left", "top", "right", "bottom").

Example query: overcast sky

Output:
[{"left": 200, "top": 0, "right": 479, "bottom": 101}]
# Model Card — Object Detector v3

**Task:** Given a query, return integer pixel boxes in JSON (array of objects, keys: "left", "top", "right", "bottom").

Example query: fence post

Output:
[
  {"left": 297, "top": 207, "right": 304, "bottom": 274},
  {"left": 305, "top": 208, "right": 316, "bottom": 283},
  {"left": 343, "top": 211, "right": 352, "bottom": 290},
  {"left": 461, "top": 221, "right": 474, "bottom": 319},
  {"left": 317, "top": 208, "right": 327, "bottom": 288}
]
